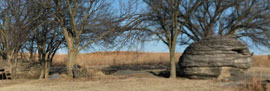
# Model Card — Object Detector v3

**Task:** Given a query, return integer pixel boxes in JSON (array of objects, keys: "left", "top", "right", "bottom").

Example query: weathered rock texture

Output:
[{"left": 178, "top": 35, "right": 252, "bottom": 80}]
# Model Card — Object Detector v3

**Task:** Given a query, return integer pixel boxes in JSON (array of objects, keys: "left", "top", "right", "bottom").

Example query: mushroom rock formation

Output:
[{"left": 178, "top": 35, "right": 252, "bottom": 80}]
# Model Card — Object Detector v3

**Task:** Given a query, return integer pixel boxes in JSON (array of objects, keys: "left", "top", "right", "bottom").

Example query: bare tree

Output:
[
  {"left": 138, "top": 0, "right": 182, "bottom": 78},
  {"left": 35, "top": 23, "right": 64, "bottom": 79},
  {"left": 177, "top": 0, "right": 270, "bottom": 46},
  {"left": 34, "top": 1, "right": 64, "bottom": 79},
  {"left": 0, "top": 0, "right": 42, "bottom": 79},
  {"left": 52, "top": 0, "right": 132, "bottom": 77}
]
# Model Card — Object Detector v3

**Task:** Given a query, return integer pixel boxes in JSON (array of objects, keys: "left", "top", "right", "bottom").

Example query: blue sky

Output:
[
  {"left": 133, "top": 40, "right": 270, "bottom": 55},
  {"left": 143, "top": 41, "right": 270, "bottom": 55}
]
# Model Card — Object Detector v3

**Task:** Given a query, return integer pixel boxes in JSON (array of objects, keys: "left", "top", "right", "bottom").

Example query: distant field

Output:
[
  {"left": 53, "top": 51, "right": 181, "bottom": 66},
  {"left": 252, "top": 55, "right": 270, "bottom": 67},
  {"left": 52, "top": 51, "right": 270, "bottom": 67}
]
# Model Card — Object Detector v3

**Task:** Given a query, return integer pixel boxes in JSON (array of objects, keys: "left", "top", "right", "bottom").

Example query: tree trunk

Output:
[
  {"left": 39, "top": 59, "right": 45, "bottom": 79},
  {"left": 6, "top": 53, "right": 14, "bottom": 79},
  {"left": 169, "top": 5, "right": 178, "bottom": 79},
  {"left": 169, "top": 46, "right": 176, "bottom": 79},
  {"left": 39, "top": 67, "right": 45, "bottom": 79},
  {"left": 39, "top": 57, "right": 52, "bottom": 79},
  {"left": 44, "top": 60, "right": 50, "bottom": 79},
  {"left": 66, "top": 50, "right": 78, "bottom": 78},
  {"left": 13, "top": 56, "right": 18, "bottom": 79}
]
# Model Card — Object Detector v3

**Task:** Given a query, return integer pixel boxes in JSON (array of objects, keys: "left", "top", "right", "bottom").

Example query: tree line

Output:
[{"left": 0, "top": 0, "right": 269, "bottom": 79}]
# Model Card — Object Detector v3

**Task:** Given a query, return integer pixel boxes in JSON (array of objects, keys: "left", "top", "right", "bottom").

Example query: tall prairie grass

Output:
[
  {"left": 52, "top": 51, "right": 181, "bottom": 66},
  {"left": 31, "top": 51, "right": 269, "bottom": 67},
  {"left": 252, "top": 55, "right": 270, "bottom": 67}
]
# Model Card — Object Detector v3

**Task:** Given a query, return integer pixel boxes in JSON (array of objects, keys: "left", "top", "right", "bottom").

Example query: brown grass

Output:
[
  {"left": 0, "top": 78, "right": 235, "bottom": 91},
  {"left": 52, "top": 51, "right": 270, "bottom": 67},
  {"left": 238, "top": 77, "right": 265, "bottom": 91},
  {"left": 53, "top": 51, "right": 181, "bottom": 66},
  {"left": 237, "top": 67, "right": 270, "bottom": 91},
  {"left": 252, "top": 55, "right": 270, "bottom": 67}
]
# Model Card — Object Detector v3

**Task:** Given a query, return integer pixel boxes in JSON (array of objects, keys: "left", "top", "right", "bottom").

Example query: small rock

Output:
[{"left": 49, "top": 73, "right": 61, "bottom": 80}]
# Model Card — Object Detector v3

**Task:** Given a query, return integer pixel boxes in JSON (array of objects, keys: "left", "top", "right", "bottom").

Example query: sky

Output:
[
  {"left": 142, "top": 41, "right": 270, "bottom": 55},
  {"left": 127, "top": 41, "right": 270, "bottom": 55}
]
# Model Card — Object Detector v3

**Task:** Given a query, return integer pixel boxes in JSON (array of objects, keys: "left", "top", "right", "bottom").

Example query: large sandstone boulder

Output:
[{"left": 178, "top": 35, "right": 252, "bottom": 80}]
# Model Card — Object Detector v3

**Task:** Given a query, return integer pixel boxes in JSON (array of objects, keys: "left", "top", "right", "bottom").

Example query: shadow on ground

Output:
[{"left": 100, "top": 64, "right": 184, "bottom": 78}]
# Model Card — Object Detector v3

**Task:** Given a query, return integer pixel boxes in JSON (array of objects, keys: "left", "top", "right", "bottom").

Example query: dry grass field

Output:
[
  {"left": 52, "top": 51, "right": 270, "bottom": 67},
  {"left": 1, "top": 51, "right": 269, "bottom": 91},
  {"left": 53, "top": 51, "right": 182, "bottom": 66},
  {"left": 252, "top": 55, "right": 270, "bottom": 67},
  {"left": 0, "top": 77, "right": 236, "bottom": 91}
]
